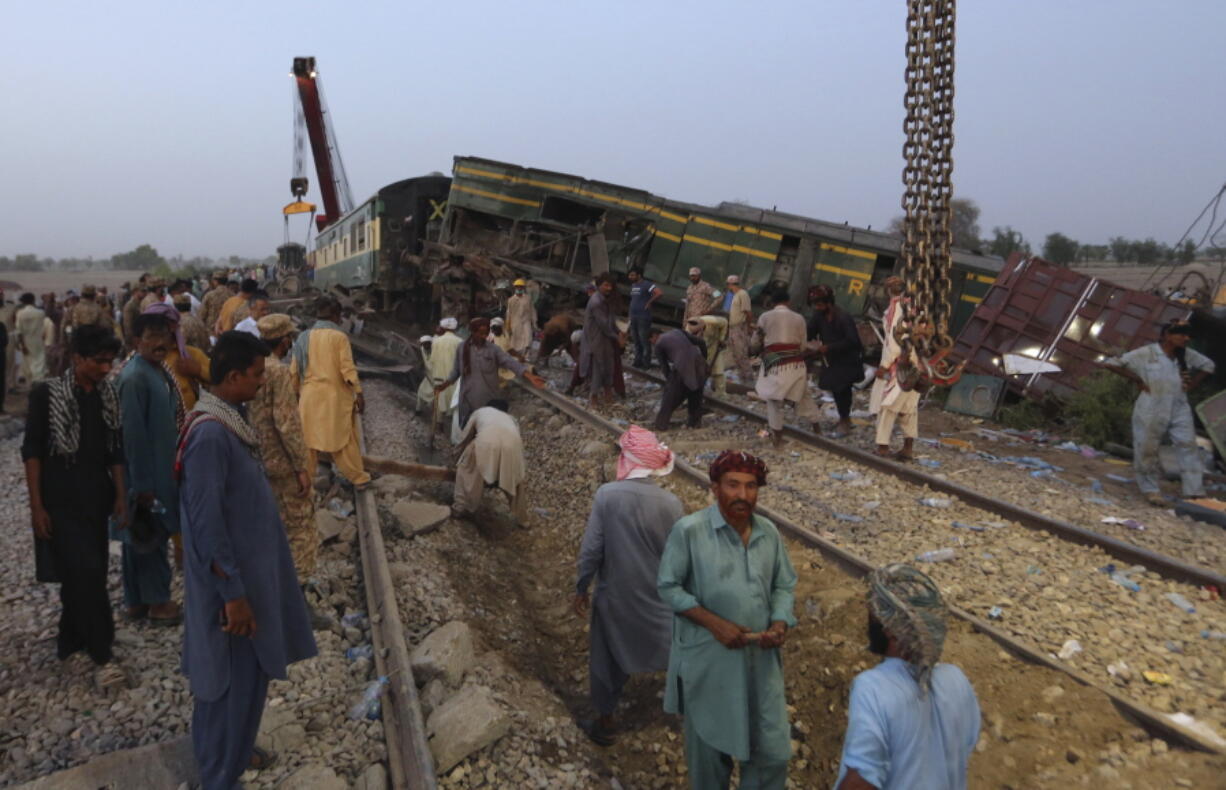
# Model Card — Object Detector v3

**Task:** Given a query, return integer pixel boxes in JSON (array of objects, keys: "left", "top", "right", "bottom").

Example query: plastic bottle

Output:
[
  {"left": 345, "top": 645, "right": 374, "bottom": 661},
  {"left": 916, "top": 548, "right": 956, "bottom": 563},
  {"left": 1164, "top": 592, "right": 1196, "bottom": 614},
  {"left": 1107, "top": 571, "right": 1141, "bottom": 593},
  {"left": 348, "top": 676, "right": 388, "bottom": 720},
  {"left": 830, "top": 470, "right": 860, "bottom": 482},
  {"left": 1201, "top": 630, "right": 1226, "bottom": 640},
  {"left": 951, "top": 521, "right": 986, "bottom": 532},
  {"left": 918, "top": 497, "right": 952, "bottom": 509}
]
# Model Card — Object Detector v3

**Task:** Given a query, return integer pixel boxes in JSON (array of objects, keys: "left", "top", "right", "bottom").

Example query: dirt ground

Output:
[{"left": 366, "top": 379, "right": 1226, "bottom": 788}]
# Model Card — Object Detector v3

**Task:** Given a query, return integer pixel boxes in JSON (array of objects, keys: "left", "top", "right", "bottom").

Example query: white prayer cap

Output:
[
  {"left": 570, "top": 329, "right": 583, "bottom": 344},
  {"left": 491, "top": 317, "right": 505, "bottom": 327},
  {"left": 726, "top": 274, "right": 740, "bottom": 284},
  {"left": 419, "top": 335, "right": 432, "bottom": 344},
  {"left": 440, "top": 317, "right": 458, "bottom": 330},
  {"left": 688, "top": 267, "right": 701, "bottom": 276}
]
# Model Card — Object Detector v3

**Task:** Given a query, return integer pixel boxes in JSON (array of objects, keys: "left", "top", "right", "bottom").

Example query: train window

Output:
[
  {"left": 357, "top": 222, "right": 366, "bottom": 251},
  {"left": 541, "top": 196, "right": 605, "bottom": 226}
]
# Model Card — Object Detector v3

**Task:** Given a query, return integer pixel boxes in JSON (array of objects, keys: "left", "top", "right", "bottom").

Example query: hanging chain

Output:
[{"left": 899, "top": 0, "right": 962, "bottom": 385}]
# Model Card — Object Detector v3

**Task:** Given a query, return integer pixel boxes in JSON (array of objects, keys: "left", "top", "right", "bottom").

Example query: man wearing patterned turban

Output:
[
  {"left": 573, "top": 425, "right": 681, "bottom": 746},
  {"left": 835, "top": 563, "right": 980, "bottom": 789},
  {"left": 657, "top": 449, "right": 797, "bottom": 789}
]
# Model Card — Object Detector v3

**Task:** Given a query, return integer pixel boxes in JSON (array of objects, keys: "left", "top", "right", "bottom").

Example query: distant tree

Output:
[
  {"left": 1109, "top": 236, "right": 1133, "bottom": 263},
  {"left": 13, "top": 254, "right": 42, "bottom": 272},
  {"left": 986, "top": 226, "right": 1030, "bottom": 259},
  {"left": 886, "top": 197, "right": 981, "bottom": 250},
  {"left": 1133, "top": 238, "right": 1163, "bottom": 265},
  {"left": 1042, "top": 232, "right": 1079, "bottom": 265},
  {"left": 1177, "top": 239, "right": 1196, "bottom": 265},
  {"left": 111, "top": 244, "right": 165, "bottom": 273},
  {"left": 949, "top": 198, "right": 981, "bottom": 250}
]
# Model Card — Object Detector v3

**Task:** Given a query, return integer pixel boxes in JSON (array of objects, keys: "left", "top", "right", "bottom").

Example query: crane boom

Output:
[{"left": 291, "top": 56, "right": 354, "bottom": 231}]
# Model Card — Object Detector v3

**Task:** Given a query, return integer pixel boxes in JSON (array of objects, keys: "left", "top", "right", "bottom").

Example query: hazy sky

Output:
[{"left": 3, "top": 0, "right": 1223, "bottom": 259}]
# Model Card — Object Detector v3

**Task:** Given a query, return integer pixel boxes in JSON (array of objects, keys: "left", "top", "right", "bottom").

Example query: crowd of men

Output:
[{"left": 17, "top": 272, "right": 372, "bottom": 789}]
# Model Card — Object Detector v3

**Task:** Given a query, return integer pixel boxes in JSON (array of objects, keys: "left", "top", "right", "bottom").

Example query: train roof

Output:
[{"left": 455, "top": 155, "right": 1004, "bottom": 274}]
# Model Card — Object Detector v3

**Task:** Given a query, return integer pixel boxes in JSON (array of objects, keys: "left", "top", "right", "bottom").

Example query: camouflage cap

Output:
[
  {"left": 172, "top": 292, "right": 191, "bottom": 307},
  {"left": 257, "top": 313, "right": 295, "bottom": 340},
  {"left": 147, "top": 276, "right": 165, "bottom": 288},
  {"left": 80, "top": 283, "right": 97, "bottom": 296}
]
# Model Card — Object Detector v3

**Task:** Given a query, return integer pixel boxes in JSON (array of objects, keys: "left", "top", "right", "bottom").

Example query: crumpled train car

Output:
[{"left": 953, "top": 254, "right": 1191, "bottom": 399}]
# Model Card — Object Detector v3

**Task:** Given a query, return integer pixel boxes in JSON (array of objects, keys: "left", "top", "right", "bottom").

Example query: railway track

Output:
[
  {"left": 508, "top": 378, "right": 1226, "bottom": 757},
  {"left": 353, "top": 422, "right": 437, "bottom": 789},
  {"left": 621, "top": 364, "right": 1226, "bottom": 591},
  {"left": 346, "top": 327, "right": 1226, "bottom": 757}
]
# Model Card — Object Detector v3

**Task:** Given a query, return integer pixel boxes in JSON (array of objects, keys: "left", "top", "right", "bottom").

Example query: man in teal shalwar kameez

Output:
[
  {"left": 117, "top": 312, "right": 183, "bottom": 624},
  {"left": 658, "top": 449, "right": 797, "bottom": 789}
]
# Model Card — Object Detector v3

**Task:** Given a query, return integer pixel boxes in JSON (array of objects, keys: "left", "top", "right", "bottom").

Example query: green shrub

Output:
[
  {"left": 996, "top": 396, "right": 1055, "bottom": 431},
  {"left": 1063, "top": 371, "right": 1136, "bottom": 448}
]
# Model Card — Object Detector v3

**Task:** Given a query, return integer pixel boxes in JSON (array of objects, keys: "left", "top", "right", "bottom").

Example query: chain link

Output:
[{"left": 899, "top": 0, "right": 961, "bottom": 384}]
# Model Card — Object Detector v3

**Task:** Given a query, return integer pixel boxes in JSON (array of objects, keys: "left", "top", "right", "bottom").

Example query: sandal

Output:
[
  {"left": 249, "top": 745, "right": 278, "bottom": 771},
  {"left": 148, "top": 603, "right": 183, "bottom": 627},
  {"left": 124, "top": 605, "right": 149, "bottom": 621},
  {"left": 577, "top": 719, "right": 616, "bottom": 747},
  {"left": 94, "top": 661, "right": 132, "bottom": 692}
]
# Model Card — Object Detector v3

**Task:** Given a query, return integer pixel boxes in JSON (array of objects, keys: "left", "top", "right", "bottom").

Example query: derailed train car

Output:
[{"left": 304, "top": 155, "right": 1004, "bottom": 336}]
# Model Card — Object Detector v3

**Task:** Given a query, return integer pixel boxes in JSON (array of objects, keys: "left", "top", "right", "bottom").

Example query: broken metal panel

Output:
[
  {"left": 944, "top": 373, "right": 1006, "bottom": 418},
  {"left": 1198, "top": 389, "right": 1226, "bottom": 462},
  {"left": 953, "top": 255, "right": 1191, "bottom": 399}
]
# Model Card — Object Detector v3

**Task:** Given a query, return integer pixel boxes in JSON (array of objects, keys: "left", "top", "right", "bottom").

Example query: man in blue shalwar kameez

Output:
[
  {"left": 835, "top": 564, "right": 980, "bottom": 790},
  {"left": 178, "top": 331, "right": 317, "bottom": 790},
  {"left": 658, "top": 449, "right": 797, "bottom": 790},
  {"left": 117, "top": 311, "right": 183, "bottom": 624}
]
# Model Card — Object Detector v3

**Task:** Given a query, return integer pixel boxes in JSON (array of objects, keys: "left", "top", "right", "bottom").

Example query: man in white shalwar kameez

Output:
[
  {"left": 869, "top": 276, "right": 907, "bottom": 416},
  {"left": 452, "top": 400, "right": 527, "bottom": 522},
  {"left": 416, "top": 318, "right": 461, "bottom": 416},
  {"left": 573, "top": 425, "right": 681, "bottom": 746},
  {"left": 754, "top": 287, "right": 820, "bottom": 447}
]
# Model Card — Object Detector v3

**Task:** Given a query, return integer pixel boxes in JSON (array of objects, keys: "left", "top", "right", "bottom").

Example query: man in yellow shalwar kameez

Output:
[{"left": 291, "top": 296, "right": 370, "bottom": 488}]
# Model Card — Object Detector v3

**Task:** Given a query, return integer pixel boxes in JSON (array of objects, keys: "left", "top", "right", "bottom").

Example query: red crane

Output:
[{"left": 289, "top": 56, "right": 354, "bottom": 232}]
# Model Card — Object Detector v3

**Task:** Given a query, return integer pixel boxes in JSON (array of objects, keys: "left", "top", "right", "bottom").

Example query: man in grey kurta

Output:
[
  {"left": 438, "top": 317, "right": 545, "bottom": 429},
  {"left": 180, "top": 332, "right": 317, "bottom": 790},
  {"left": 573, "top": 425, "right": 681, "bottom": 745},
  {"left": 579, "top": 273, "right": 622, "bottom": 405},
  {"left": 117, "top": 312, "right": 183, "bottom": 623},
  {"left": 652, "top": 324, "right": 708, "bottom": 431}
]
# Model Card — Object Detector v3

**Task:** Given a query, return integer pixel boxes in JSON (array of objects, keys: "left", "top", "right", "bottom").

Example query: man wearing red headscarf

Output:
[{"left": 573, "top": 425, "right": 681, "bottom": 746}]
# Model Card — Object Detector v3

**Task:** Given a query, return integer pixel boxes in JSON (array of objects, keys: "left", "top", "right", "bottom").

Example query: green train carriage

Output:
[{"left": 439, "top": 156, "right": 1002, "bottom": 333}]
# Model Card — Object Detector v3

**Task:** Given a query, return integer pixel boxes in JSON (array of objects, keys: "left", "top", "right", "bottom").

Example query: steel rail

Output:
[
  {"left": 354, "top": 422, "right": 438, "bottom": 789},
  {"left": 622, "top": 365, "right": 1226, "bottom": 590},
  {"left": 511, "top": 379, "right": 1226, "bottom": 756}
]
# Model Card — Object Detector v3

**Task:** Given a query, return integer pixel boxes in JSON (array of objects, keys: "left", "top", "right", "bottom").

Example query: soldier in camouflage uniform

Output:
[
  {"left": 140, "top": 277, "right": 167, "bottom": 311},
  {"left": 68, "top": 284, "right": 114, "bottom": 335},
  {"left": 121, "top": 283, "right": 148, "bottom": 350},
  {"left": 248, "top": 314, "right": 322, "bottom": 612},
  {"left": 175, "top": 293, "right": 211, "bottom": 350},
  {"left": 198, "top": 272, "right": 229, "bottom": 336}
]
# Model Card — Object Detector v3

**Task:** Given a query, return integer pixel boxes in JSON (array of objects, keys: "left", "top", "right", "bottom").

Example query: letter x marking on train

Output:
[{"left": 429, "top": 200, "right": 447, "bottom": 221}]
